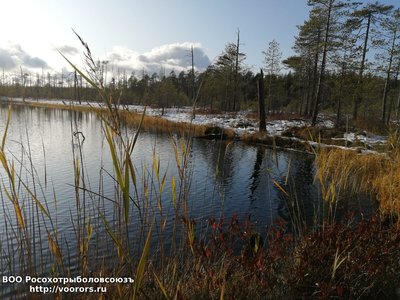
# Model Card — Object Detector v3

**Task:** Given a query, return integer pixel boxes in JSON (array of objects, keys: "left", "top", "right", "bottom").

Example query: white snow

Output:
[{"left": 334, "top": 131, "right": 387, "bottom": 148}]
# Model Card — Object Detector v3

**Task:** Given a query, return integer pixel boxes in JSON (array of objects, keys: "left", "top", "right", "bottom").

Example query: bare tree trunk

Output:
[
  {"left": 258, "top": 69, "right": 266, "bottom": 132},
  {"left": 353, "top": 12, "right": 371, "bottom": 120},
  {"left": 310, "top": 31, "right": 321, "bottom": 116},
  {"left": 191, "top": 45, "right": 196, "bottom": 119},
  {"left": 395, "top": 62, "right": 400, "bottom": 121},
  {"left": 305, "top": 66, "right": 313, "bottom": 116},
  {"left": 381, "top": 28, "right": 397, "bottom": 123},
  {"left": 396, "top": 89, "right": 400, "bottom": 121},
  {"left": 336, "top": 81, "right": 343, "bottom": 128},
  {"left": 233, "top": 29, "right": 240, "bottom": 111},
  {"left": 336, "top": 60, "right": 347, "bottom": 128},
  {"left": 387, "top": 94, "right": 394, "bottom": 124},
  {"left": 312, "top": 0, "right": 333, "bottom": 126}
]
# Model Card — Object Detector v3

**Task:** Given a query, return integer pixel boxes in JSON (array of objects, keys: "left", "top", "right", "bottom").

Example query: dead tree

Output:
[{"left": 258, "top": 69, "right": 266, "bottom": 132}]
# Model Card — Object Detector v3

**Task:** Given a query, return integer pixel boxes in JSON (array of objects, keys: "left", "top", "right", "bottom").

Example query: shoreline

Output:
[{"left": 0, "top": 97, "right": 388, "bottom": 154}]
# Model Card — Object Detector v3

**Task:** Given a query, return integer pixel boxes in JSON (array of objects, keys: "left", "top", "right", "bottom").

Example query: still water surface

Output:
[{"left": 0, "top": 103, "right": 319, "bottom": 282}]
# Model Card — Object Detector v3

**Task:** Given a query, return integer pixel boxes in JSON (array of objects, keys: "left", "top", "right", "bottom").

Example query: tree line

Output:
[{"left": 0, "top": 1, "right": 399, "bottom": 126}]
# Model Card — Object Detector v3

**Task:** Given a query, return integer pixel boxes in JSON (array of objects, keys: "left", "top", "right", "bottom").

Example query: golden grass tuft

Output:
[
  {"left": 316, "top": 148, "right": 400, "bottom": 219},
  {"left": 120, "top": 110, "right": 207, "bottom": 136},
  {"left": 27, "top": 101, "right": 100, "bottom": 113},
  {"left": 372, "top": 151, "right": 400, "bottom": 217},
  {"left": 316, "top": 148, "right": 384, "bottom": 195},
  {"left": 18, "top": 101, "right": 211, "bottom": 136}
]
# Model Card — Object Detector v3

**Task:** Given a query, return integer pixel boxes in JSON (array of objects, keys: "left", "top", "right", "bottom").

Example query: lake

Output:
[{"left": 0, "top": 102, "right": 321, "bottom": 295}]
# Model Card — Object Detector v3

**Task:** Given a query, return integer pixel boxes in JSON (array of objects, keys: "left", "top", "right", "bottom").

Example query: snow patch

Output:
[{"left": 1, "top": 97, "right": 389, "bottom": 151}]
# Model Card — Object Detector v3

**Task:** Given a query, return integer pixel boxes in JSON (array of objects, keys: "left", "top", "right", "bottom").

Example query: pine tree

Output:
[
  {"left": 262, "top": 39, "right": 282, "bottom": 113},
  {"left": 349, "top": 1, "right": 394, "bottom": 120}
]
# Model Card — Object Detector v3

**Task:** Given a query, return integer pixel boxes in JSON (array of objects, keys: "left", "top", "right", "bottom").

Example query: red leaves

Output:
[{"left": 178, "top": 213, "right": 400, "bottom": 299}]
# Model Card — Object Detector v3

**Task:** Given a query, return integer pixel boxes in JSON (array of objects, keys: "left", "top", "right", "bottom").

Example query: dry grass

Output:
[
  {"left": 316, "top": 148, "right": 384, "bottom": 195},
  {"left": 316, "top": 148, "right": 400, "bottom": 220},
  {"left": 120, "top": 110, "right": 208, "bottom": 136},
  {"left": 373, "top": 151, "right": 400, "bottom": 217},
  {"left": 26, "top": 100, "right": 104, "bottom": 114},
  {"left": 18, "top": 100, "right": 211, "bottom": 136}
]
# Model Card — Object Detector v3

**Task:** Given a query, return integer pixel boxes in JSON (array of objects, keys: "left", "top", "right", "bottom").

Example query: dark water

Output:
[{"left": 0, "top": 103, "right": 321, "bottom": 295}]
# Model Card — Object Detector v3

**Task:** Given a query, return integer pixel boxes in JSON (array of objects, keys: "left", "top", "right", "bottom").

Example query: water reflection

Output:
[
  {"left": 0, "top": 104, "right": 322, "bottom": 221},
  {"left": 249, "top": 146, "right": 265, "bottom": 199},
  {"left": 0, "top": 103, "right": 322, "bottom": 279}
]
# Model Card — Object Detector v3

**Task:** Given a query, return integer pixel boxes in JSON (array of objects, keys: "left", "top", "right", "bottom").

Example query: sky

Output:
[{"left": 0, "top": 0, "right": 398, "bottom": 77}]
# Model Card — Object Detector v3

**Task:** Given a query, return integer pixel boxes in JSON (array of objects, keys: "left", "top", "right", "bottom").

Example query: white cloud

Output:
[
  {"left": 0, "top": 42, "right": 211, "bottom": 77},
  {"left": 0, "top": 44, "right": 49, "bottom": 71},
  {"left": 104, "top": 42, "right": 211, "bottom": 75},
  {"left": 58, "top": 45, "right": 79, "bottom": 56}
]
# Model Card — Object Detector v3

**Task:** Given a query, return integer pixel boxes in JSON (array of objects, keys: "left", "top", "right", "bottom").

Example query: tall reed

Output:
[{"left": 57, "top": 31, "right": 198, "bottom": 298}]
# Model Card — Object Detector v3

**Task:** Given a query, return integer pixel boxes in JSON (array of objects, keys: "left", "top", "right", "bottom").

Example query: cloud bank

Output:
[
  {"left": 0, "top": 44, "right": 49, "bottom": 71},
  {"left": 58, "top": 45, "right": 80, "bottom": 56},
  {"left": 105, "top": 42, "right": 211, "bottom": 75},
  {"left": 0, "top": 42, "right": 211, "bottom": 77}
]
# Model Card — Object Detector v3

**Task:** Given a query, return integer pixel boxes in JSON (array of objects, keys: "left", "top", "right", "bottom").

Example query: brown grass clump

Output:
[
  {"left": 120, "top": 110, "right": 207, "bottom": 136},
  {"left": 26, "top": 100, "right": 101, "bottom": 113},
  {"left": 18, "top": 100, "right": 211, "bottom": 136},
  {"left": 316, "top": 148, "right": 384, "bottom": 196},
  {"left": 373, "top": 151, "right": 400, "bottom": 217},
  {"left": 316, "top": 148, "right": 400, "bottom": 220}
]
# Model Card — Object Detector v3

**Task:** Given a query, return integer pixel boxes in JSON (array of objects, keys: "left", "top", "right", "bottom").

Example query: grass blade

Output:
[
  {"left": 124, "top": 149, "right": 130, "bottom": 224},
  {"left": 152, "top": 270, "right": 170, "bottom": 300},
  {"left": 1, "top": 104, "right": 11, "bottom": 151},
  {"left": 171, "top": 176, "right": 177, "bottom": 209},
  {"left": 272, "top": 179, "right": 289, "bottom": 197},
  {"left": 20, "top": 181, "right": 50, "bottom": 219},
  {"left": 133, "top": 221, "right": 153, "bottom": 298},
  {"left": 48, "top": 232, "right": 63, "bottom": 264},
  {"left": 98, "top": 210, "right": 129, "bottom": 262}
]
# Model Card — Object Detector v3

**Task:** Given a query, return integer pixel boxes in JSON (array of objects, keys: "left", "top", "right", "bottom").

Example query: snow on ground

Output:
[
  {"left": 334, "top": 131, "right": 387, "bottom": 148},
  {"left": 266, "top": 119, "right": 308, "bottom": 136},
  {"left": 1, "top": 97, "right": 388, "bottom": 150}
]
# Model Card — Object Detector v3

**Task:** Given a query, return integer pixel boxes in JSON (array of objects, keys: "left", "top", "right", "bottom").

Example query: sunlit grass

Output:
[
  {"left": 316, "top": 147, "right": 400, "bottom": 221},
  {"left": 20, "top": 100, "right": 210, "bottom": 137}
]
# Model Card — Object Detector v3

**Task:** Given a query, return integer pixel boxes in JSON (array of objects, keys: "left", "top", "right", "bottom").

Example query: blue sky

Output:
[{"left": 0, "top": 0, "right": 398, "bottom": 76}]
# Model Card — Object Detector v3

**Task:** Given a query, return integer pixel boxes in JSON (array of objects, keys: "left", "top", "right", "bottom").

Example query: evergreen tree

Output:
[
  {"left": 349, "top": 1, "right": 394, "bottom": 120},
  {"left": 262, "top": 39, "right": 282, "bottom": 113},
  {"left": 215, "top": 31, "right": 246, "bottom": 111}
]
